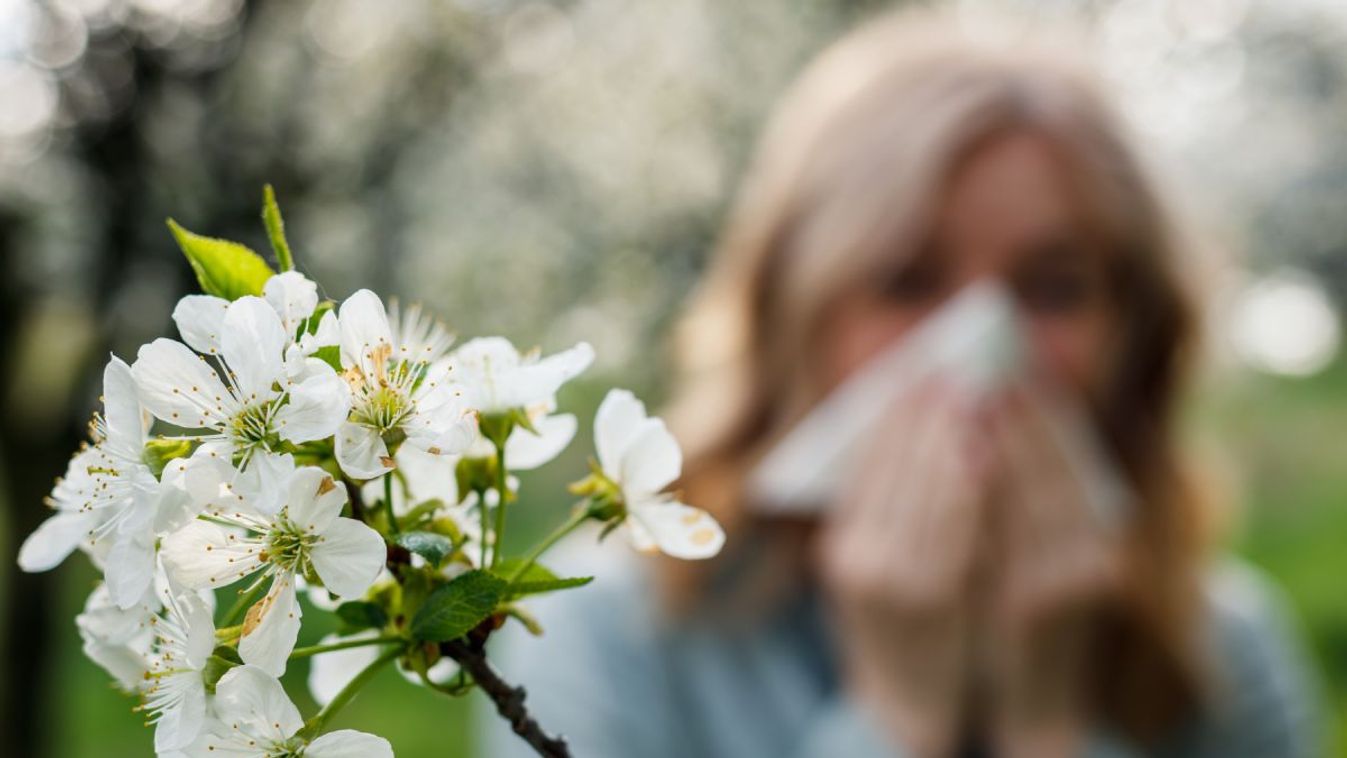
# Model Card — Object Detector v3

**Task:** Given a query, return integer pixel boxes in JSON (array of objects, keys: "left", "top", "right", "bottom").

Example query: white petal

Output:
[
  {"left": 405, "top": 381, "right": 477, "bottom": 456},
  {"left": 307, "top": 631, "right": 381, "bottom": 706},
  {"left": 81, "top": 637, "right": 148, "bottom": 692},
  {"left": 338, "top": 289, "right": 394, "bottom": 375},
  {"left": 390, "top": 444, "right": 458, "bottom": 510},
  {"left": 221, "top": 296, "right": 287, "bottom": 402},
  {"left": 152, "top": 473, "right": 203, "bottom": 536},
  {"left": 504, "top": 413, "right": 576, "bottom": 470},
  {"left": 101, "top": 356, "right": 147, "bottom": 459},
  {"left": 619, "top": 418, "right": 682, "bottom": 495},
  {"left": 18, "top": 510, "right": 97, "bottom": 572},
  {"left": 628, "top": 500, "right": 725, "bottom": 559},
  {"left": 594, "top": 389, "right": 647, "bottom": 478},
  {"left": 335, "top": 422, "right": 393, "bottom": 480},
  {"left": 161, "top": 520, "right": 265, "bottom": 590},
  {"left": 77, "top": 583, "right": 155, "bottom": 644},
  {"left": 183, "top": 596, "right": 217, "bottom": 669},
  {"left": 181, "top": 446, "right": 245, "bottom": 517},
  {"left": 132, "top": 339, "right": 234, "bottom": 429},
  {"left": 491, "top": 342, "right": 594, "bottom": 411},
  {"left": 624, "top": 516, "right": 659, "bottom": 555},
  {"left": 213, "top": 664, "right": 304, "bottom": 742},
  {"left": 263, "top": 271, "right": 319, "bottom": 336},
  {"left": 301, "top": 309, "right": 341, "bottom": 353},
  {"left": 284, "top": 466, "right": 347, "bottom": 536},
  {"left": 238, "top": 576, "right": 302, "bottom": 677},
  {"left": 274, "top": 368, "right": 350, "bottom": 444},
  {"left": 311, "top": 518, "right": 386, "bottom": 598},
  {"left": 153, "top": 675, "right": 207, "bottom": 752},
  {"left": 306, "top": 730, "right": 394, "bottom": 758},
  {"left": 172, "top": 294, "right": 229, "bottom": 356},
  {"left": 105, "top": 535, "right": 156, "bottom": 609},
  {"left": 240, "top": 452, "right": 296, "bottom": 517}
]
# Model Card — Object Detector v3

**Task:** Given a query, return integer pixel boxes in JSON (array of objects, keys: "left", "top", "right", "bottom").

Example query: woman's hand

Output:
[
  {"left": 984, "top": 383, "right": 1122, "bottom": 758},
  {"left": 816, "top": 382, "right": 989, "bottom": 758}
]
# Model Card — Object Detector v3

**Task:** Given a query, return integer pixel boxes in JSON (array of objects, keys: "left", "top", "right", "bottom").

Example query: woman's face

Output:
[{"left": 821, "top": 130, "right": 1120, "bottom": 398}]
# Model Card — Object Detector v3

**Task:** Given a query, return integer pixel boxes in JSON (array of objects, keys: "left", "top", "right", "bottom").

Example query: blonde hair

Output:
[{"left": 667, "top": 9, "right": 1209, "bottom": 741}]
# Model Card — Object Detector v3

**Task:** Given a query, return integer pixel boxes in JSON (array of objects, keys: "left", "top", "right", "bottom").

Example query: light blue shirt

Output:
[{"left": 485, "top": 543, "right": 1321, "bottom": 757}]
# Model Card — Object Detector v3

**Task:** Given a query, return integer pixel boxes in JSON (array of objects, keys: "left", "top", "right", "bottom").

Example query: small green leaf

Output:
[
  {"left": 261, "top": 184, "right": 294, "bottom": 272},
  {"left": 167, "top": 218, "right": 275, "bottom": 300},
  {"left": 313, "top": 345, "right": 342, "bottom": 373},
  {"left": 202, "top": 645, "right": 243, "bottom": 693},
  {"left": 503, "top": 604, "right": 544, "bottom": 636},
  {"left": 396, "top": 531, "right": 453, "bottom": 568},
  {"left": 410, "top": 570, "right": 505, "bottom": 642},
  {"left": 396, "top": 499, "right": 447, "bottom": 531},
  {"left": 141, "top": 437, "right": 196, "bottom": 477},
  {"left": 336, "top": 601, "right": 388, "bottom": 633},
  {"left": 492, "top": 560, "right": 594, "bottom": 600}
]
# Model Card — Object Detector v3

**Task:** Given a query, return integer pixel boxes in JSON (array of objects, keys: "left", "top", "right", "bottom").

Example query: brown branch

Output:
[
  {"left": 344, "top": 478, "right": 367, "bottom": 522},
  {"left": 441, "top": 635, "right": 570, "bottom": 758}
]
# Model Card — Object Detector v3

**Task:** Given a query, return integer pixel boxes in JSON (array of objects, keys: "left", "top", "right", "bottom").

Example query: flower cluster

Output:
[{"left": 17, "top": 189, "right": 724, "bottom": 757}]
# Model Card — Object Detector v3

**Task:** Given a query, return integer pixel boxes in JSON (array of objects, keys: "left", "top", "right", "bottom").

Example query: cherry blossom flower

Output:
[
  {"left": 161, "top": 465, "right": 385, "bottom": 676},
  {"left": 133, "top": 294, "right": 350, "bottom": 510},
  {"left": 138, "top": 593, "right": 215, "bottom": 753},
  {"left": 591, "top": 389, "right": 724, "bottom": 559},
  {"left": 18, "top": 357, "right": 200, "bottom": 608},
  {"left": 448, "top": 336, "right": 593, "bottom": 416},
  {"left": 182, "top": 665, "right": 392, "bottom": 758},
  {"left": 173, "top": 271, "right": 338, "bottom": 383},
  {"left": 334, "top": 289, "right": 477, "bottom": 480},
  {"left": 75, "top": 583, "right": 155, "bottom": 692}
]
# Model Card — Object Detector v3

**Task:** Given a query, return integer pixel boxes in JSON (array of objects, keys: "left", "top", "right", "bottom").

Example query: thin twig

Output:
[
  {"left": 345, "top": 478, "right": 367, "bottom": 523},
  {"left": 441, "top": 635, "right": 570, "bottom": 758}
]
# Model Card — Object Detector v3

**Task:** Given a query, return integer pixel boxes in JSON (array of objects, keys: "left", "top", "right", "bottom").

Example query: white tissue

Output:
[{"left": 748, "top": 282, "right": 1129, "bottom": 526}]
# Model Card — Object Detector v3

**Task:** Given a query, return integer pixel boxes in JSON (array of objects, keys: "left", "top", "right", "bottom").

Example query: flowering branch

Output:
[{"left": 16, "top": 188, "right": 726, "bottom": 758}]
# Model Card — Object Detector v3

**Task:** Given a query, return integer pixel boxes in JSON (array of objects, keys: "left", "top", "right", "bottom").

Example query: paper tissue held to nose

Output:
[{"left": 748, "top": 282, "right": 1130, "bottom": 525}]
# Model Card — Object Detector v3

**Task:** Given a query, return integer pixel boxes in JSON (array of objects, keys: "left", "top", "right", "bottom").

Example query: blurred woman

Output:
[{"left": 487, "top": 9, "right": 1319, "bottom": 757}]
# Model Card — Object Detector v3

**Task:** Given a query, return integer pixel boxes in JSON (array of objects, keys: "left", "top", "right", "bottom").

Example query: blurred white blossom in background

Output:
[{"left": 2, "top": 0, "right": 1345, "bottom": 381}]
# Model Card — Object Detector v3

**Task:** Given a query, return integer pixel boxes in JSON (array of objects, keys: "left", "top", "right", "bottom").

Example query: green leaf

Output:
[
  {"left": 141, "top": 437, "right": 196, "bottom": 478},
  {"left": 261, "top": 184, "right": 294, "bottom": 272},
  {"left": 313, "top": 345, "right": 342, "bottom": 373},
  {"left": 336, "top": 601, "right": 388, "bottom": 633},
  {"left": 167, "top": 218, "right": 275, "bottom": 300},
  {"left": 202, "top": 645, "right": 243, "bottom": 693},
  {"left": 396, "top": 498, "right": 447, "bottom": 531},
  {"left": 410, "top": 570, "right": 506, "bottom": 642},
  {"left": 396, "top": 531, "right": 453, "bottom": 568},
  {"left": 492, "top": 560, "right": 594, "bottom": 600}
]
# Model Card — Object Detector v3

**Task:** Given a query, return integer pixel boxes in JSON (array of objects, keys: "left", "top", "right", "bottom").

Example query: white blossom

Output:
[
  {"left": 134, "top": 295, "right": 350, "bottom": 512},
  {"left": 161, "top": 465, "right": 385, "bottom": 676},
  {"left": 593, "top": 389, "right": 724, "bottom": 559},
  {"left": 449, "top": 336, "right": 593, "bottom": 416},
  {"left": 184, "top": 665, "right": 392, "bottom": 758},
  {"left": 18, "top": 357, "right": 200, "bottom": 608},
  {"left": 139, "top": 593, "right": 215, "bottom": 753},
  {"left": 334, "top": 289, "right": 478, "bottom": 480},
  {"left": 174, "top": 271, "right": 337, "bottom": 383},
  {"left": 76, "top": 583, "right": 155, "bottom": 692}
]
